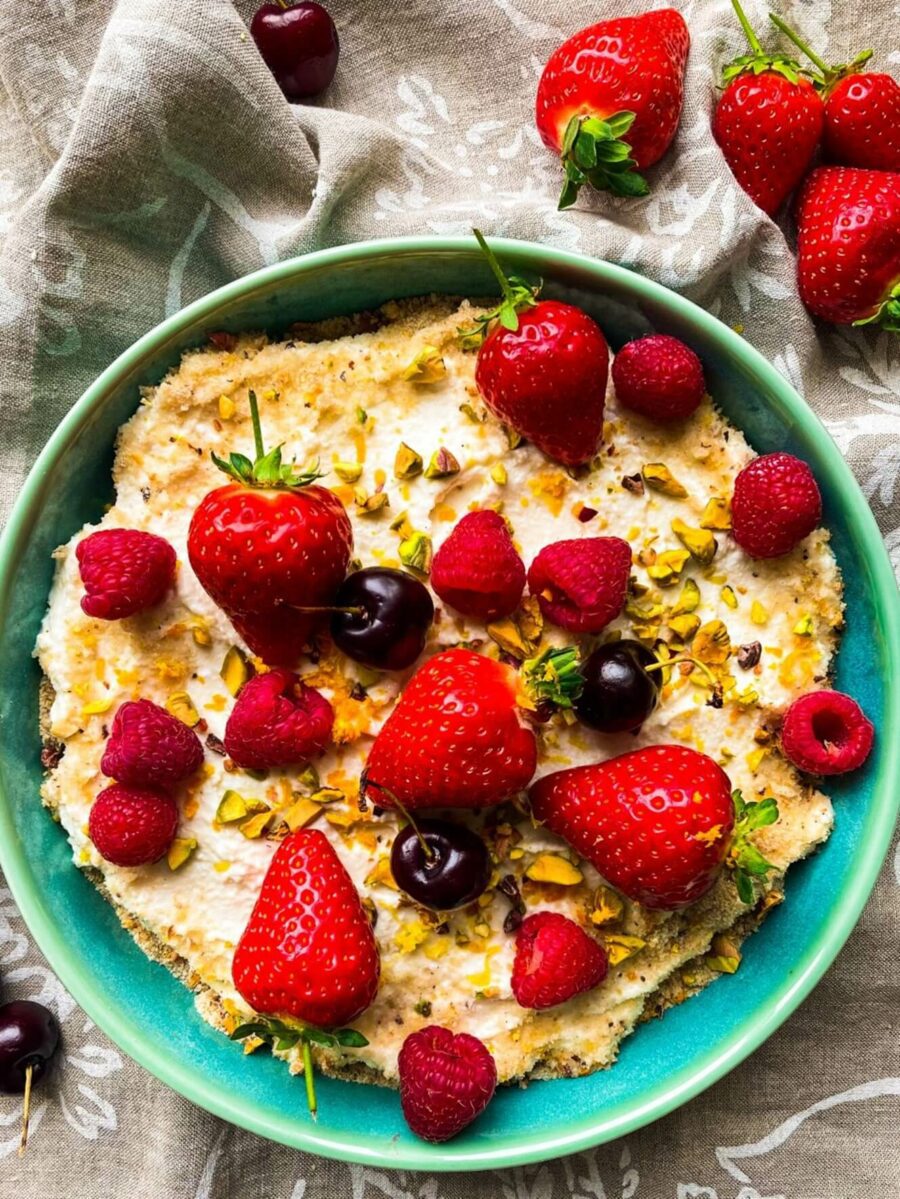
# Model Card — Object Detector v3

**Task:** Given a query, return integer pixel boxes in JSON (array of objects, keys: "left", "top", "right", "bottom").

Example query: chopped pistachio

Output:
[
  {"left": 646, "top": 549, "right": 691, "bottom": 586},
  {"left": 167, "top": 837, "right": 198, "bottom": 871},
  {"left": 486, "top": 618, "right": 531, "bottom": 661},
  {"left": 221, "top": 646, "right": 252, "bottom": 697},
  {"left": 706, "top": 954, "right": 740, "bottom": 974},
  {"left": 356, "top": 665, "right": 382, "bottom": 689},
  {"left": 281, "top": 796, "right": 322, "bottom": 831},
  {"left": 626, "top": 597, "right": 665, "bottom": 623},
  {"left": 721, "top": 584, "right": 738, "bottom": 609},
  {"left": 750, "top": 600, "right": 769, "bottom": 626},
  {"left": 398, "top": 530, "right": 433, "bottom": 574},
  {"left": 459, "top": 402, "right": 486, "bottom": 424},
  {"left": 216, "top": 791, "right": 268, "bottom": 824},
  {"left": 394, "top": 442, "right": 423, "bottom": 480},
  {"left": 365, "top": 856, "right": 399, "bottom": 891},
  {"left": 692, "top": 619, "right": 731, "bottom": 665},
  {"left": 735, "top": 686, "right": 760, "bottom": 707},
  {"left": 324, "top": 807, "right": 359, "bottom": 829},
  {"left": 668, "top": 613, "right": 701, "bottom": 641},
  {"left": 590, "top": 885, "right": 624, "bottom": 925},
  {"left": 699, "top": 496, "right": 731, "bottom": 530},
  {"left": 81, "top": 698, "right": 113, "bottom": 717},
  {"left": 490, "top": 463, "right": 508, "bottom": 486},
  {"left": 517, "top": 595, "right": 544, "bottom": 644},
  {"left": 525, "top": 854, "right": 583, "bottom": 886},
  {"left": 706, "top": 934, "right": 741, "bottom": 973},
  {"left": 671, "top": 577, "right": 701, "bottom": 614},
  {"left": 165, "top": 691, "right": 200, "bottom": 727},
  {"left": 424, "top": 447, "right": 461, "bottom": 479},
  {"left": 296, "top": 764, "right": 319, "bottom": 791},
  {"left": 603, "top": 934, "right": 647, "bottom": 966},
  {"left": 621, "top": 473, "right": 644, "bottom": 495},
  {"left": 641, "top": 463, "right": 688, "bottom": 498},
  {"left": 793, "top": 614, "right": 814, "bottom": 636},
  {"left": 333, "top": 460, "right": 363, "bottom": 483},
  {"left": 240, "top": 810, "right": 274, "bottom": 839},
  {"left": 190, "top": 618, "right": 212, "bottom": 647},
  {"left": 389, "top": 510, "right": 413, "bottom": 539},
  {"left": 402, "top": 344, "right": 445, "bottom": 383},
  {"left": 354, "top": 488, "right": 390, "bottom": 516},
  {"left": 671, "top": 518, "right": 717, "bottom": 565},
  {"left": 501, "top": 424, "right": 523, "bottom": 450},
  {"left": 309, "top": 788, "right": 344, "bottom": 805},
  {"left": 218, "top": 395, "right": 235, "bottom": 420},
  {"left": 356, "top": 406, "right": 367, "bottom": 425},
  {"left": 413, "top": 998, "right": 433, "bottom": 1018}
]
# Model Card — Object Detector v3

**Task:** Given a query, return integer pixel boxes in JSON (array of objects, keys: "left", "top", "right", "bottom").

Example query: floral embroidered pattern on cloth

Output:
[{"left": 0, "top": 0, "right": 897, "bottom": 1196}]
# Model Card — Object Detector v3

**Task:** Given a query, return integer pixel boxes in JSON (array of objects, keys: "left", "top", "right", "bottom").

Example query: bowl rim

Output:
[{"left": 1, "top": 236, "right": 898, "bottom": 1171}]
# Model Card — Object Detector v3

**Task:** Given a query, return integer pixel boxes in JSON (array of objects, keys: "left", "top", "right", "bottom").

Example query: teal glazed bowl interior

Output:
[{"left": 0, "top": 239, "right": 898, "bottom": 1171}]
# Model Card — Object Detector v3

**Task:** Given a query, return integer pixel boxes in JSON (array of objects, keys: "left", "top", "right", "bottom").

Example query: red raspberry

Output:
[
  {"left": 612, "top": 334, "right": 706, "bottom": 422},
  {"left": 76, "top": 529, "right": 176, "bottom": 620},
  {"left": 781, "top": 690, "right": 874, "bottom": 776},
  {"left": 527, "top": 537, "right": 631, "bottom": 633},
  {"left": 101, "top": 700, "right": 203, "bottom": 789},
  {"left": 88, "top": 783, "right": 178, "bottom": 867},
  {"left": 511, "top": 912, "right": 608, "bottom": 1010},
  {"left": 431, "top": 510, "right": 525, "bottom": 622},
  {"left": 224, "top": 669, "right": 333, "bottom": 771},
  {"left": 731, "top": 453, "right": 822, "bottom": 559},
  {"left": 398, "top": 1024, "right": 497, "bottom": 1143}
]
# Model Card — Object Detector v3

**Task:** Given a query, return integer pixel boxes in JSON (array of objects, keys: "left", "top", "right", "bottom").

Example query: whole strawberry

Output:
[
  {"left": 224, "top": 669, "right": 333, "bottom": 770},
  {"left": 731, "top": 452, "right": 822, "bottom": 559},
  {"left": 535, "top": 9, "right": 690, "bottom": 206},
  {"left": 362, "top": 648, "right": 537, "bottom": 810},
  {"left": 511, "top": 912, "right": 607, "bottom": 1010},
  {"left": 530, "top": 745, "right": 778, "bottom": 909},
  {"left": 712, "top": 0, "right": 823, "bottom": 217},
  {"left": 89, "top": 783, "right": 178, "bottom": 867},
  {"left": 527, "top": 537, "right": 632, "bottom": 634},
  {"left": 232, "top": 828, "right": 379, "bottom": 1029},
  {"left": 398, "top": 1025, "right": 497, "bottom": 1143},
  {"left": 76, "top": 528, "right": 176, "bottom": 620},
  {"left": 612, "top": 334, "right": 706, "bottom": 423},
  {"left": 796, "top": 166, "right": 900, "bottom": 329},
  {"left": 431, "top": 510, "right": 525, "bottom": 622},
  {"left": 470, "top": 231, "right": 609, "bottom": 467},
  {"left": 188, "top": 391, "right": 352, "bottom": 666},
  {"left": 101, "top": 699, "right": 203, "bottom": 789}
]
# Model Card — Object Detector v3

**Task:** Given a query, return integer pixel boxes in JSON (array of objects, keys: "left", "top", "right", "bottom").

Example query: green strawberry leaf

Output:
[
  {"left": 557, "top": 112, "right": 649, "bottom": 209},
  {"left": 521, "top": 646, "right": 584, "bottom": 709},
  {"left": 854, "top": 286, "right": 900, "bottom": 334},
  {"left": 210, "top": 390, "right": 325, "bottom": 489},
  {"left": 728, "top": 790, "right": 780, "bottom": 904},
  {"left": 457, "top": 230, "right": 540, "bottom": 347},
  {"left": 334, "top": 1028, "right": 370, "bottom": 1048}
]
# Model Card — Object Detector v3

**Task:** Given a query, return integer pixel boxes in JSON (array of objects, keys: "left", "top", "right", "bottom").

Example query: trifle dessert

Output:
[{"left": 36, "top": 237, "right": 874, "bottom": 1142}]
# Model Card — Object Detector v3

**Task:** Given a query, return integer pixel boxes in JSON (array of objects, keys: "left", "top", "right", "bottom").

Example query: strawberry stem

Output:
[
  {"left": 767, "top": 13, "right": 827, "bottom": 74},
  {"left": 249, "top": 389, "right": 266, "bottom": 460},
  {"left": 721, "top": 1, "right": 802, "bottom": 85},
  {"left": 557, "top": 112, "right": 649, "bottom": 209},
  {"left": 854, "top": 283, "right": 900, "bottom": 333},
  {"left": 731, "top": 0, "right": 762, "bottom": 54},
  {"left": 211, "top": 391, "right": 324, "bottom": 489},
  {"left": 473, "top": 228, "right": 515, "bottom": 307},
  {"left": 768, "top": 12, "right": 873, "bottom": 92},
  {"left": 302, "top": 1038, "right": 318, "bottom": 1121},
  {"left": 459, "top": 231, "right": 539, "bottom": 347}
]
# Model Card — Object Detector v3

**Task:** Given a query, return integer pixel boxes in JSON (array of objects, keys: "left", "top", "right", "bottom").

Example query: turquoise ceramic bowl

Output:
[{"left": 0, "top": 239, "right": 897, "bottom": 1171}]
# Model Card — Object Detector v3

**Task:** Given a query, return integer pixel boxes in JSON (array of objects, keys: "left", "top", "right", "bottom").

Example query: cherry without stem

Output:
[{"left": 250, "top": 2, "right": 339, "bottom": 100}]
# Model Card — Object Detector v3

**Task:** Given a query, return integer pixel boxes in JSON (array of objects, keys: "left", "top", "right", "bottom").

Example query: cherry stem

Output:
[
  {"left": 362, "top": 778, "right": 435, "bottom": 861},
  {"left": 290, "top": 604, "right": 365, "bottom": 617},
  {"left": 302, "top": 1039, "right": 318, "bottom": 1121},
  {"left": 731, "top": 0, "right": 762, "bottom": 54},
  {"left": 249, "top": 390, "right": 266, "bottom": 460},
  {"left": 18, "top": 1064, "right": 32, "bottom": 1157},
  {"left": 472, "top": 228, "right": 514, "bottom": 306},
  {"left": 646, "top": 655, "right": 718, "bottom": 687}
]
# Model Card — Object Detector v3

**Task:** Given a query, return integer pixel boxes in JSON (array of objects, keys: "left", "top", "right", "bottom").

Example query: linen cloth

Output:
[{"left": 0, "top": 0, "right": 898, "bottom": 1195}]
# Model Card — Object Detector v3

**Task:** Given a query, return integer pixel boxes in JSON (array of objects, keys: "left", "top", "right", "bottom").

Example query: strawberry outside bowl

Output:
[{"left": 0, "top": 238, "right": 897, "bottom": 1171}]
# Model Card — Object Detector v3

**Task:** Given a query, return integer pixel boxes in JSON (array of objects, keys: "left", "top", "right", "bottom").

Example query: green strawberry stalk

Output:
[
  {"left": 211, "top": 389, "right": 323, "bottom": 489},
  {"left": 521, "top": 646, "right": 584, "bottom": 709},
  {"left": 460, "top": 230, "right": 539, "bottom": 347},
  {"left": 768, "top": 13, "right": 873, "bottom": 95},
  {"left": 558, "top": 112, "right": 647, "bottom": 209},
  {"left": 229, "top": 1017, "right": 369, "bottom": 1119},
  {"left": 722, "top": 0, "right": 804, "bottom": 85},
  {"left": 728, "top": 791, "right": 780, "bottom": 903}
]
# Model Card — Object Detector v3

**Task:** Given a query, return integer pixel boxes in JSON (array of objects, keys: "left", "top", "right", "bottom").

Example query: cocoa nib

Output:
[
  {"left": 737, "top": 641, "right": 762, "bottom": 670},
  {"left": 622, "top": 473, "right": 644, "bottom": 495}
]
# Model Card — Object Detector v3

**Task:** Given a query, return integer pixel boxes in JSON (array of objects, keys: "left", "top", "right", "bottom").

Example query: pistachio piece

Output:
[
  {"left": 692, "top": 619, "right": 731, "bottom": 665},
  {"left": 646, "top": 549, "right": 691, "bottom": 586},
  {"left": 517, "top": 595, "right": 544, "bottom": 644},
  {"left": 750, "top": 600, "right": 769, "bottom": 626},
  {"left": 525, "top": 854, "right": 583, "bottom": 886},
  {"left": 216, "top": 791, "right": 269, "bottom": 824},
  {"left": 641, "top": 463, "right": 688, "bottom": 498},
  {"left": 296, "top": 764, "right": 319, "bottom": 791},
  {"left": 165, "top": 691, "right": 200, "bottom": 727},
  {"left": 706, "top": 935, "right": 741, "bottom": 973},
  {"left": 603, "top": 934, "right": 647, "bottom": 966},
  {"left": 424, "top": 447, "right": 461, "bottom": 479},
  {"left": 671, "top": 577, "right": 701, "bottom": 614},
  {"left": 720, "top": 584, "right": 738, "bottom": 609},
  {"left": 309, "top": 788, "right": 344, "bottom": 804},
  {"left": 240, "top": 810, "right": 275, "bottom": 839},
  {"left": 501, "top": 424, "right": 523, "bottom": 450},
  {"left": 356, "top": 406, "right": 367, "bottom": 425},
  {"left": 394, "top": 442, "right": 424, "bottom": 480},
  {"left": 333, "top": 460, "right": 363, "bottom": 483},
  {"left": 398, "top": 530, "right": 433, "bottom": 575},
  {"left": 699, "top": 496, "right": 731, "bottom": 530},
  {"left": 459, "top": 402, "right": 486, "bottom": 424},
  {"left": 221, "top": 646, "right": 252, "bottom": 697},
  {"left": 324, "top": 807, "right": 359, "bottom": 829},
  {"left": 190, "top": 617, "right": 212, "bottom": 647},
  {"left": 486, "top": 618, "right": 530, "bottom": 661},
  {"left": 625, "top": 597, "right": 665, "bottom": 622},
  {"left": 167, "top": 837, "right": 198, "bottom": 871},
  {"left": 218, "top": 395, "right": 236, "bottom": 421},
  {"left": 402, "top": 345, "right": 446, "bottom": 383},
  {"left": 354, "top": 488, "right": 390, "bottom": 516},
  {"left": 281, "top": 796, "right": 323, "bottom": 831},
  {"left": 490, "top": 463, "right": 508, "bottom": 486},
  {"left": 668, "top": 613, "right": 701, "bottom": 641},
  {"left": 355, "top": 665, "right": 382, "bottom": 689},
  {"left": 793, "top": 614, "right": 814, "bottom": 636},
  {"left": 735, "top": 686, "right": 760, "bottom": 708},
  {"left": 365, "top": 856, "right": 400, "bottom": 891},
  {"left": 389, "top": 510, "right": 413, "bottom": 539},
  {"left": 590, "top": 885, "right": 624, "bottom": 925},
  {"left": 671, "top": 518, "right": 717, "bottom": 565}
]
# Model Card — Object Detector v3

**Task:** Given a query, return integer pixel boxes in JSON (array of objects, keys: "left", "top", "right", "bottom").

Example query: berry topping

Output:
[
  {"left": 101, "top": 699, "right": 203, "bottom": 789},
  {"left": 398, "top": 1025, "right": 497, "bottom": 1143},
  {"left": 527, "top": 537, "right": 632, "bottom": 634},
  {"left": 76, "top": 528, "right": 176, "bottom": 620},
  {"left": 511, "top": 912, "right": 608, "bottom": 1010},
  {"left": 330, "top": 567, "right": 433, "bottom": 670},
  {"left": 731, "top": 452, "right": 822, "bottom": 558},
  {"left": 431, "top": 510, "right": 525, "bottom": 622},
  {"left": 88, "top": 783, "right": 179, "bottom": 867},
  {"left": 612, "top": 334, "right": 706, "bottom": 422},
  {"left": 224, "top": 669, "right": 332, "bottom": 771},
  {"left": 781, "top": 690, "right": 874, "bottom": 776},
  {"left": 574, "top": 639, "right": 660, "bottom": 733},
  {"left": 390, "top": 818, "right": 492, "bottom": 911},
  {"left": 250, "top": 1, "right": 339, "bottom": 101}
]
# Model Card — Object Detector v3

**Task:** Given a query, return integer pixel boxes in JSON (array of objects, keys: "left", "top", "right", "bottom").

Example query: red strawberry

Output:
[
  {"left": 232, "top": 828, "right": 379, "bottom": 1029},
  {"left": 469, "top": 232, "right": 609, "bottom": 468},
  {"left": 612, "top": 334, "right": 706, "bottom": 423},
  {"left": 398, "top": 1025, "right": 497, "bottom": 1143},
  {"left": 530, "top": 745, "right": 778, "bottom": 910},
  {"left": 781, "top": 690, "right": 874, "bottom": 776},
  {"left": 76, "top": 528, "right": 176, "bottom": 620},
  {"left": 527, "top": 537, "right": 631, "bottom": 634},
  {"left": 224, "top": 669, "right": 333, "bottom": 771},
  {"left": 511, "top": 912, "right": 608, "bottom": 1010},
  {"left": 731, "top": 452, "right": 822, "bottom": 559},
  {"left": 796, "top": 166, "right": 900, "bottom": 329},
  {"left": 188, "top": 391, "right": 352, "bottom": 666},
  {"left": 712, "top": 0, "right": 823, "bottom": 217},
  {"left": 431, "top": 510, "right": 525, "bottom": 622},
  {"left": 101, "top": 699, "right": 203, "bottom": 789},
  {"left": 89, "top": 783, "right": 178, "bottom": 867},
  {"left": 362, "top": 648, "right": 537, "bottom": 810},
  {"left": 535, "top": 9, "right": 690, "bottom": 207}
]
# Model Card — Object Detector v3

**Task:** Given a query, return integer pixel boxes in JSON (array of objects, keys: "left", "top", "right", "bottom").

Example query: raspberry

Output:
[
  {"left": 431, "top": 510, "right": 525, "bottom": 622},
  {"left": 398, "top": 1024, "right": 497, "bottom": 1142},
  {"left": 612, "top": 334, "right": 706, "bottom": 422},
  {"left": 511, "top": 912, "right": 608, "bottom": 1010},
  {"left": 88, "top": 783, "right": 178, "bottom": 867},
  {"left": 731, "top": 452, "right": 822, "bottom": 559},
  {"left": 101, "top": 700, "right": 204, "bottom": 789},
  {"left": 76, "top": 528, "right": 176, "bottom": 620},
  {"left": 527, "top": 537, "right": 632, "bottom": 633},
  {"left": 224, "top": 669, "right": 333, "bottom": 771},
  {"left": 781, "top": 690, "right": 874, "bottom": 776}
]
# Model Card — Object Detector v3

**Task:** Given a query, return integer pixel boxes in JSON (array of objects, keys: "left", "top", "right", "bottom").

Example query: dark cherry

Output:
[
  {"left": 331, "top": 567, "right": 433, "bottom": 671},
  {"left": 0, "top": 1001, "right": 60, "bottom": 1094},
  {"left": 250, "top": 1, "right": 339, "bottom": 100},
  {"left": 390, "top": 820, "right": 492, "bottom": 911},
  {"left": 574, "top": 639, "right": 660, "bottom": 733}
]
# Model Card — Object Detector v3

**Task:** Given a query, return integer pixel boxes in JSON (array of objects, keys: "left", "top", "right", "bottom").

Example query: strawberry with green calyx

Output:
[
  {"left": 460, "top": 229, "right": 539, "bottom": 349},
  {"left": 467, "top": 232, "right": 610, "bottom": 467},
  {"left": 230, "top": 1017, "right": 368, "bottom": 1119},
  {"left": 520, "top": 646, "right": 584, "bottom": 710},
  {"left": 729, "top": 791, "right": 780, "bottom": 904}
]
